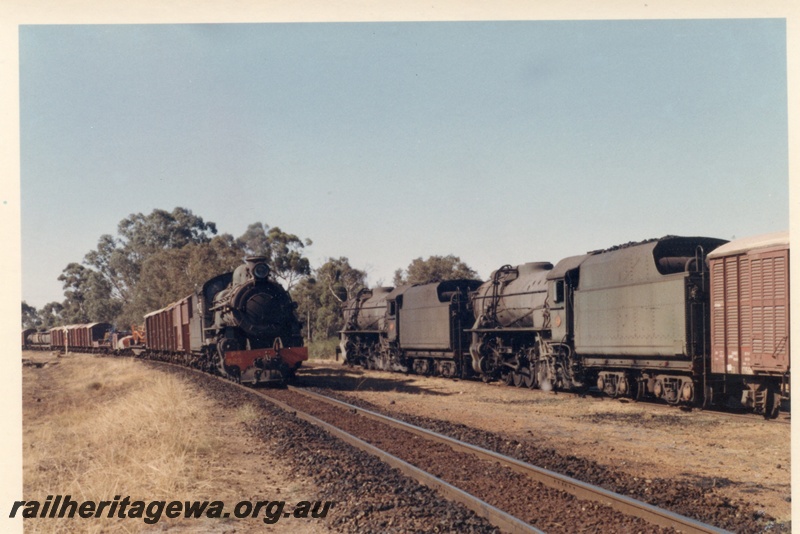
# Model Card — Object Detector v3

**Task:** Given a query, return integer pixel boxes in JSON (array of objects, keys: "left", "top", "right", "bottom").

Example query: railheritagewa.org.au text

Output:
[{"left": 8, "top": 495, "right": 335, "bottom": 525}]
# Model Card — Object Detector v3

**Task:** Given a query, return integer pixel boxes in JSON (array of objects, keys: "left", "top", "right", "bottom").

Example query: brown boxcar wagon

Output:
[
  {"left": 63, "top": 323, "right": 112, "bottom": 352},
  {"left": 65, "top": 324, "right": 83, "bottom": 351},
  {"left": 144, "top": 296, "right": 194, "bottom": 359},
  {"left": 707, "top": 232, "right": 789, "bottom": 417},
  {"left": 49, "top": 326, "right": 66, "bottom": 351}
]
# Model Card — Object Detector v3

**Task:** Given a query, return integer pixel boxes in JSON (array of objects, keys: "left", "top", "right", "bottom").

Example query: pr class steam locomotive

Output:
[
  {"left": 23, "top": 256, "right": 308, "bottom": 386},
  {"left": 144, "top": 256, "right": 307, "bottom": 385},
  {"left": 340, "top": 233, "right": 790, "bottom": 417}
]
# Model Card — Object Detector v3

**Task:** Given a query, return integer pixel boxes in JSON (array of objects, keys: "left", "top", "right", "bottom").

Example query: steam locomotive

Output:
[
  {"left": 23, "top": 257, "right": 307, "bottom": 386},
  {"left": 340, "top": 234, "right": 790, "bottom": 417}
]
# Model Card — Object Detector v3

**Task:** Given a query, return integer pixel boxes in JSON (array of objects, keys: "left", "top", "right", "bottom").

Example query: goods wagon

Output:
[{"left": 708, "top": 232, "right": 789, "bottom": 415}]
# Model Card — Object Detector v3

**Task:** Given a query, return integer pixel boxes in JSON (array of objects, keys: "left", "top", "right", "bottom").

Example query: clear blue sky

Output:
[{"left": 19, "top": 19, "right": 788, "bottom": 308}]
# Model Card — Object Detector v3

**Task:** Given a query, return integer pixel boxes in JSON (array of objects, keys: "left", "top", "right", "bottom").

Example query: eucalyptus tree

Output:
[
  {"left": 291, "top": 257, "right": 367, "bottom": 341},
  {"left": 236, "top": 222, "right": 312, "bottom": 289},
  {"left": 21, "top": 301, "right": 41, "bottom": 330},
  {"left": 393, "top": 255, "right": 478, "bottom": 286}
]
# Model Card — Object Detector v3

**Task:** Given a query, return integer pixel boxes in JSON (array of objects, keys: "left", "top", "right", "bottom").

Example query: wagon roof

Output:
[
  {"left": 143, "top": 296, "right": 191, "bottom": 318},
  {"left": 707, "top": 231, "right": 789, "bottom": 259}
]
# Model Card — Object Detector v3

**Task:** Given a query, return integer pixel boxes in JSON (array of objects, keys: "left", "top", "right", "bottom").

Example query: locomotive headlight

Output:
[{"left": 253, "top": 263, "right": 269, "bottom": 279}]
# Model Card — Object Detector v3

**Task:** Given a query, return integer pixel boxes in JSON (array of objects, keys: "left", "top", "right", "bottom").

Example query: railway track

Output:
[
  {"left": 111, "top": 355, "right": 784, "bottom": 532},
  {"left": 271, "top": 385, "right": 730, "bottom": 534},
  {"left": 282, "top": 387, "right": 725, "bottom": 533}
]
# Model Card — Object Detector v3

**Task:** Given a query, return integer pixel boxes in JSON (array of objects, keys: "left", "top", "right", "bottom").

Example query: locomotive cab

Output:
[{"left": 545, "top": 255, "right": 589, "bottom": 343}]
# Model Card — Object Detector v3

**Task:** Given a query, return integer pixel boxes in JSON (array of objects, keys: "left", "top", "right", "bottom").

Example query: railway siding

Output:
[{"left": 296, "top": 360, "right": 790, "bottom": 533}]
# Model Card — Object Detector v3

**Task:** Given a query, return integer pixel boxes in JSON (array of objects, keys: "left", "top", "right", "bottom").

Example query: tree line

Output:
[{"left": 21, "top": 207, "right": 478, "bottom": 343}]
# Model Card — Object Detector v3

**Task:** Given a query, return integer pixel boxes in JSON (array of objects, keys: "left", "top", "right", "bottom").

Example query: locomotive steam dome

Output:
[{"left": 213, "top": 257, "right": 294, "bottom": 341}]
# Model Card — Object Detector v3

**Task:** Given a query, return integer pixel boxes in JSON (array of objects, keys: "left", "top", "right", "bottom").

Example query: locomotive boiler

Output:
[
  {"left": 339, "top": 286, "right": 395, "bottom": 368},
  {"left": 469, "top": 262, "right": 563, "bottom": 388},
  {"left": 145, "top": 257, "right": 307, "bottom": 385}
]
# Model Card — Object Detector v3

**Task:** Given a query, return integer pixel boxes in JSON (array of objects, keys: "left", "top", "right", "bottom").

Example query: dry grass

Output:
[
  {"left": 23, "top": 354, "right": 233, "bottom": 533},
  {"left": 22, "top": 352, "right": 332, "bottom": 534}
]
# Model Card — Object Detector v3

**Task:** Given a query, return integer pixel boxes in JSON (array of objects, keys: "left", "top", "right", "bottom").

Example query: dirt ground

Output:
[{"left": 300, "top": 358, "right": 792, "bottom": 524}]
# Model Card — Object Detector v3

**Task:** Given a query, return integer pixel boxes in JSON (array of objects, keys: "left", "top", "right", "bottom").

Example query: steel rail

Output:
[
  {"left": 289, "top": 386, "right": 732, "bottom": 534},
  {"left": 240, "top": 384, "right": 544, "bottom": 534},
  {"left": 144, "top": 360, "right": 542, "bottom": 533}
]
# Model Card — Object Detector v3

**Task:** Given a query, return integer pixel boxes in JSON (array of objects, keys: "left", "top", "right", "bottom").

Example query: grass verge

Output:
[{"left": 23, "top": 354, "right": 235, "bottom": 533}]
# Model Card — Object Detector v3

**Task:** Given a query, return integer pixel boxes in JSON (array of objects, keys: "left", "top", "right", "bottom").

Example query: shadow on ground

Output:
[{"left": 296, "top": 361, "right": 454, "bottom": 396}]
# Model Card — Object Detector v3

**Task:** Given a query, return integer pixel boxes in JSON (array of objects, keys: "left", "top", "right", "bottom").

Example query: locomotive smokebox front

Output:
[{"left": 212, "top": 257, "right": 295, "bottom": 344}]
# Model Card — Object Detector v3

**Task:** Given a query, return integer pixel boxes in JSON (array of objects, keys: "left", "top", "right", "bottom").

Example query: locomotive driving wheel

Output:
[
  {"left": 514, "top": 366, "right": 534, "bottom": 388},
  {"left": 512, "top": 371, "right": 523, "bottom": 387},
  {"left": 503, "top": 370, "right": 515, "bottom": 386}
]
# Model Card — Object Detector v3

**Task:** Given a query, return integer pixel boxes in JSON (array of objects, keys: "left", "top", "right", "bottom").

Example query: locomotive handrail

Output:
[
  {"left": 471, "top": 288, "right": 548, "bottom": 301},
  {"left": 466, "top": 326, "right": 549, "bottom": 333}
]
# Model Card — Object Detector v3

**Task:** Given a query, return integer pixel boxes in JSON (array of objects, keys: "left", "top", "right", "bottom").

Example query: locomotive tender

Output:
[
  {"left": 340, "top": 280, "right": 482, "bottom": 377},
  {"left": 340, "top": 234, "right": 790, "bottom": 417},
  {"left": 23, "top": 257, "right": 307, "bottom": 386}
]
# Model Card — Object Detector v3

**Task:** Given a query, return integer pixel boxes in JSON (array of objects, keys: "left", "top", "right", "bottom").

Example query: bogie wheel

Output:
[
  {"left": 633, "top": 379, "right": 646, "bottom": 402},
  {"left": 701, "top": 385, "right": 714, "bottom": 410},
  {"left": 765, "top": 389, "right": 782, "bottom": 420}
]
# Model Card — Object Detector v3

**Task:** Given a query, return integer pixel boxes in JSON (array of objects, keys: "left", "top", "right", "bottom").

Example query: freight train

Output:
[
  {"left": 340, "top": 233, "right": 790, "bottom": 418},
  {"left": 22, "top": 257, "right": 307, "bottom": 386}
]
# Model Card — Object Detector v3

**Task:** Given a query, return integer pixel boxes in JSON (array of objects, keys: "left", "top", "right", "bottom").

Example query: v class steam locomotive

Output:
[{"left": 340, "top": 234, "right": 790, "bottom": 417}]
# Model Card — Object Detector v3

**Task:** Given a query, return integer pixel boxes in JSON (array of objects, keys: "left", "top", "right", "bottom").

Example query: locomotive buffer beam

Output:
[{"left": 224, "top": 347, "right": 308, "bottom": 385}]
